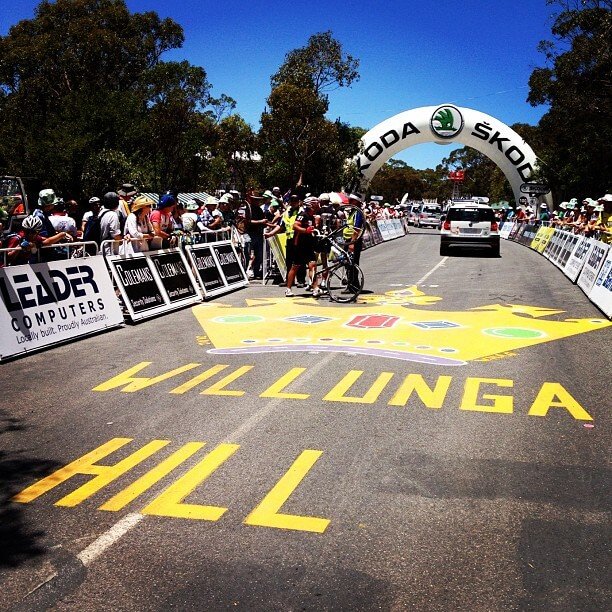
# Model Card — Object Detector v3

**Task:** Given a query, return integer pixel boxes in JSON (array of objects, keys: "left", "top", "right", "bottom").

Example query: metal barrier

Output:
[{"left": 1, "top": 240, "right": 98, "bottom": 266}]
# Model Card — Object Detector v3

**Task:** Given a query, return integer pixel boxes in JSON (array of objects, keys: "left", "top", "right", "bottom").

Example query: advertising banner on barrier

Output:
[
  {"left": 0, "top": 256, "right": 124, "bottom": 360},
  {"left": 185, "top": 240, "right": 248, "bottom": 299},
  {"left": 587, "top": 249, "right": 612, "bottom": 318},
  {"left": 542, "top": 229, "right": 563, "bottom": 261},
  {"left": 149, "top": 251, "right": 199, "bottom": 303},
  {"left": 530, "top": 227, "right": 554, "bottom": 253},
  {"left": 212, "top": 242, "right": 248, "bottom": 287},
  {"left": 577, "top": 240, "right": 609, "bottom": 295},
  {"left": 362, "top": 225, "right": 375, "bottom": 249},
  {"left": 107, "top": 248, "right": 201, "bottom": 321},
  {"left": 556, "top": 232, "right": 581, "bottom": 269},
  {"left": 499, "top": 222, "right": 515, "bottom": 240},
  {"left": 509, "top": 222, "right": 522, "bottom": 241},
  {"left": 369, "top": 221, "right": 383, "bottom": 245},
  {"left": 378, "top": 220, "right": 393, "bottom": 241},
  {"left": 186, "top": 244, "right": 226, "bottom": 295},
  {"left": 108, "top": 256, "right": 165, "bottom": 313},
  {"left": 266, "top": 234, "right": 287, "bottom": 280},
  {"left": 548, "top": 231, "right": 572, "bottom": 268},
  {"left": 517, "top": 223, "right": 538, "bottom": 246},
  {"left": 564, "top": 236, "right": 593, "bottom": 282}
]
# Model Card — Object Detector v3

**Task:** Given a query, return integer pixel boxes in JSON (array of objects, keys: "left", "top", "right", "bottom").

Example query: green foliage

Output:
[
  {"left": 263, "top": 32, "right": 361, "bottom": 191},
  {"left": 271, "top": 31, "right": 359, "bottom": 96},
  {"left": 527, "top": 0, "right": 612, "bottom": 199},
  {"left": 0, "top": 0, "right": 229, "bottom": 197}
]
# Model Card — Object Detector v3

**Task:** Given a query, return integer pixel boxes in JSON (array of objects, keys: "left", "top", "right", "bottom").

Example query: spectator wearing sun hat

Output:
[
  {"left": 150, "top": 193, "right": 176, "bottom": 248},
  {"left": 594, "top": 194, "right": 612, "bottom": 243},
  {"left": 125, "top": 195, "right": 155, "bottom": 252},
  {"left": 181, "top": 199, "right": 200, "bottom": 232}
]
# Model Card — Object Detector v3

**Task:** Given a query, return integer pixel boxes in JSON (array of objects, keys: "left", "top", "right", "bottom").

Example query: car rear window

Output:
[
  {"left": 447, "top": 208, "right": 494, "bottom": 222},
  {"left": 422, "top": 206, "right": 441, "bottom": 214}
]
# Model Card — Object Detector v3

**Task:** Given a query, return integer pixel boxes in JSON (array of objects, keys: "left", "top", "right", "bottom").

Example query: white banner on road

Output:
[
  {"left": 564, "top": 236, "right": 593, "bottom": 282},
  {"left": 587, "top": 249, "right": 612, "bottom": 318},
  {"left": 0, "top": 256, "right": 124, "bottom": 360},
  {"left": 577, "top": 240, "right": 609, "bottom": 295},
  {"left": 499, "top": 222, "right": 514, "bottom": 240}
]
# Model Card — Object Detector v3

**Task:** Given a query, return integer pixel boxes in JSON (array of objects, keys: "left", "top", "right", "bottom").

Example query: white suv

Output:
[{"left": 440, "top": 202, "right": 500, "bottom": 256}]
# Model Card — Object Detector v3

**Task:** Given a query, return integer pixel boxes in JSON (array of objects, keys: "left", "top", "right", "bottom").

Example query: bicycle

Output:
[{"left": 311, "top": 225, "right": 364, "bottom": 303}]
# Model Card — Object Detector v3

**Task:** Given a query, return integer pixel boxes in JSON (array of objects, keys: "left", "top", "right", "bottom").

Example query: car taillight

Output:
[
  {"left": 420, "top": 213, "right": 425, "bottom": 218},
  {"left": 443, "top": 220, "right": 451, "bottom": 230},
  {"left": 491, "top": 222, "right": 498, "bottom": 231}
]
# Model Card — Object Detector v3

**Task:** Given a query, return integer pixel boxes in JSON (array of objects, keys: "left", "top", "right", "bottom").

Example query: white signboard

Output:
[
  {"left": 107, "top": 248, "right": 202, "bottom": 322},
  {"left": 564, "top": 236, "right": 593, "bottom": 282},
  {"left": 0, "top": 256, "right": 124, "bottom": 360},
  {"left": 587, "top": 250, "right": 612, "bottom": 318},
  {"left": 577, "top": 240, "right": 609, "bottom": 295},
  {"left": 499, "top": 222, "right": 514, "bottom": 240}
]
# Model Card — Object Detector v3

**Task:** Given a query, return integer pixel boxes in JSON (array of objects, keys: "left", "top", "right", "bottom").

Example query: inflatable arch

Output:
[{"left": 353, "top": 104, "right": 552, "bottom": 207}]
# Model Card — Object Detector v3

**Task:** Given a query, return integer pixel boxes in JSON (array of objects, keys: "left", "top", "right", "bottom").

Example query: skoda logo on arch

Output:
[{"left": 430, "top": 105, "right": 464, "bottom": 139}]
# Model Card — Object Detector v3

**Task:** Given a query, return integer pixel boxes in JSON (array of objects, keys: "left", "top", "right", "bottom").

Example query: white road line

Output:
[
  {"left": 224, "top": 353, "right": 336, "bottom": 442},
  {"left": 73, "top": 354, "right": 335, "bottom": 567},
  {"left": 417, "top": 257, "right": 447, "bottom": 285},
  {"left": 76, "top": 512, "right": 143, "bottom": 567},
  {"left": 70, "top": 261, "right": 445, "bottom": 567}
]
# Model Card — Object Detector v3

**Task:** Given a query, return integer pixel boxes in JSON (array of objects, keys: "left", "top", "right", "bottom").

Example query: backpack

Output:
[{"left": 83, "top": 209, "right": 112, "bottom": 245}]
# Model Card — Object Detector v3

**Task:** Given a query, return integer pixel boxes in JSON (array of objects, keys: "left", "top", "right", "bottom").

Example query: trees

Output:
[
  {"left": 261, "top": 32, "right": 361, "bottom": 191},
  {"left": 271, "top": 31, "right": 359, "bottom": 97},
  {"left": 0, "top": 0, "right": 228, "bottom": 196},
  {"left": 527, "top": 0, "right": 612, "bottom": 198}
]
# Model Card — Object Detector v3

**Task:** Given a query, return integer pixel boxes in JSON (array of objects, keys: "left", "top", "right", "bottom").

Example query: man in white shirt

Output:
[{"left": 99, "top": 192, "right": 123, "bottom": 254}]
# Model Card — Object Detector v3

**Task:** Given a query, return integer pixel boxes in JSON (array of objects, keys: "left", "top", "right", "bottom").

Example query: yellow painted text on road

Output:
[
  {"left": 141, "top": 443, "right": 239, "bottom": 520},
  {"left": 244, "top": 450, "right": 330, "bottom": 533},
  {"left": 12, "top": 438, "right": 169, "bottom": 506},
  {"left": 92, "top": 362, "right": 595, "bottom": 421},
  {"left": 13, "top": 439, "right": 331, "bottom": 534}
]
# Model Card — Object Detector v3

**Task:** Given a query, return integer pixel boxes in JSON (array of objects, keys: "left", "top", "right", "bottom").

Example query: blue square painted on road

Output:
[
  {"left": 286, "top": 315, "right": 333, "bottom": 325},
  {"left": 411, "top": 320, "right": 460, "bottom": 330}
]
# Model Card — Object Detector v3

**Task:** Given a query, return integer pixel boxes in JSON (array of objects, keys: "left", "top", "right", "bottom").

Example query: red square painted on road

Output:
[{"left": 347, "top": 315, "right": 400, "bottom": 329}]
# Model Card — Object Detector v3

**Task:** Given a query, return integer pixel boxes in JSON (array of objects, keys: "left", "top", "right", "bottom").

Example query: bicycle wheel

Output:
[{"left": 327, "top": 263, "right": 364, "bottom": 303}]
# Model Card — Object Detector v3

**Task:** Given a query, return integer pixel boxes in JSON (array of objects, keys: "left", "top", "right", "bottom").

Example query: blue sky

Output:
[{"left": 1, "top": 0, "right": 557, "bottom": 169}]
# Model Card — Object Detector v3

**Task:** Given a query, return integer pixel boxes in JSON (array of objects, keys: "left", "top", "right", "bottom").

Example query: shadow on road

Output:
[{"left": 0, "top": 408, "right": 60, "bottom": 568}]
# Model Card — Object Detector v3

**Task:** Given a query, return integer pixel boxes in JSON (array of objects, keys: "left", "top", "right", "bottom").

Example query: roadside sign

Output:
[{"left": 520, "top": 183, "right": 550, "bottom": 195}]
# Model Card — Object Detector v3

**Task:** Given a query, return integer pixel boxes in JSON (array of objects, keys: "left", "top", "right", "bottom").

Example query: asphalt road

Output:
[{"left": 1, "top": 228, "right": 610, "bottom": 611}]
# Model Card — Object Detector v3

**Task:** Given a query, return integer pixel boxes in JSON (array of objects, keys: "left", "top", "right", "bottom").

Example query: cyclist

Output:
[{"left": 3, "top": 215, "right": 72, "bottom": 266}]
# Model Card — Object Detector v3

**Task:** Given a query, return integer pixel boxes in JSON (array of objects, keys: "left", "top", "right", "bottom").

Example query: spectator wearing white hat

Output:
[
  {"left": 199, "top": 196, "right": 224, "bottom": 231},
  {"left": 81, "top": 196, "right": 101, "bottom": 235},
  {"left": 594, "top": 194, "right": 612, "bottom": 244},
  {"left": 181, "top": 199, "right": 200, "bottom": 232}
]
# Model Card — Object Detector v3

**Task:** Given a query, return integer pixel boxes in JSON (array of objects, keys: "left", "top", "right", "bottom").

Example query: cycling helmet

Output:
[
  {"left": 22, "top": 215, "right": 43, "bottom": 232},
  {"left": 89, "top": 196, "right": 101, "bottom": 205}
]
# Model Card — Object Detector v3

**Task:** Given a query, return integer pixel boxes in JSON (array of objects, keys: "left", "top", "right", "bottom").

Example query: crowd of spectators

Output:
[
  {"left": 497, "top": 194, "right": 612, "bottom": 244},
  {"left": 2, "top": 182, "right": 610, "bottom": 269}
]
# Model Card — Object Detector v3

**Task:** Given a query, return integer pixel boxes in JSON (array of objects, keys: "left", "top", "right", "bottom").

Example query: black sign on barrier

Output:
[
  {"left": 149, "top": 251, "right": 198, "bottom": 303},
  {"left": 212, "top": 243, "right": 246, "bottom": 285},
  {"left": 110, "top": 256, "right": 164, "bottom": 313},
  {"left": 188, "top": 244, "right": 226, "bottom": 293}
]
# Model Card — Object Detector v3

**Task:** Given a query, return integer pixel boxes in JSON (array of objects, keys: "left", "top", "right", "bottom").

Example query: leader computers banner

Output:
[{"left": 0, "top": 256, "right": 124, "bottom": 360}]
